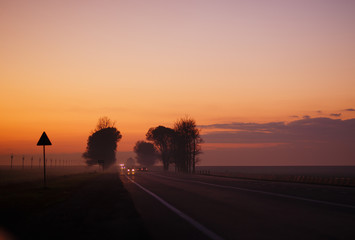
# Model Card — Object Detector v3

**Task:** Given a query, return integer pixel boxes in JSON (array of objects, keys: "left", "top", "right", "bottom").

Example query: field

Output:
[
  {"left": 0, "top": 166, "right": 149, "bottom": 240},
  {"left": 0, "top": 166, "right": 101, "bottom": 185},
  {"left": 196, "top": 166, "right": 355, "bottom": 186}
]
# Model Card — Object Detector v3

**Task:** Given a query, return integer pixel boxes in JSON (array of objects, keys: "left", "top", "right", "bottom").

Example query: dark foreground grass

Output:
[
  {"left": 0, "top": 166, "right": 101, "bottom": 185},
  {"left": 0, "top": 171, "right": 150, "bottom": 240},
  {"left": 0, "top": 172, "right": 99, "bottom": 211}
]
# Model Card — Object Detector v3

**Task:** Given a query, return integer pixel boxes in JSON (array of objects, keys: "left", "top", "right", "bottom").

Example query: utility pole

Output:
[{"left": 10, "top": 154, "right": 13, "bottom": 168}]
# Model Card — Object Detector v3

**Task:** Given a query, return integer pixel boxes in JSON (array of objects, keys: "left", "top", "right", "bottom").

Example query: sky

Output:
[{"left": 1, "top": 0, "right": 355, "bottom": 165}]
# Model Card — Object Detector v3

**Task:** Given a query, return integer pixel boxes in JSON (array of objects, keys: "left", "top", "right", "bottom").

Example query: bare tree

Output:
[
  {"left": 93, "top": 116, "right": 116, "bottom": 132},
  {"left": 174, "top": 117, "right": 203, "bottom": 173}
]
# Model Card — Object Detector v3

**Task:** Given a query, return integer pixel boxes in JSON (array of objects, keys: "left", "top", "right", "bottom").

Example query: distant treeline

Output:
[{"left": 134, "top": 117, "right": 203, "bottom": 173}]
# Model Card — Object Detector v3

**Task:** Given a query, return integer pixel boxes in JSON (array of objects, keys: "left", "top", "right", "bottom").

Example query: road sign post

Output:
[{"left": 37, "top": 132, "right": 52, "bottom": 188}]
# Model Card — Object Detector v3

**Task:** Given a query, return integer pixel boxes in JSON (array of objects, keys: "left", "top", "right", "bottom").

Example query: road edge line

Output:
[{"left": 124, "top": 175, "right": 224, "bottom": 240}]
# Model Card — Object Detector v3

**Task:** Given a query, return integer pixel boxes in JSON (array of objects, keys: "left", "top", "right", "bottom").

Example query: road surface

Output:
[{"left": 121, "top": 171, "right": 355, "bottom": 240}]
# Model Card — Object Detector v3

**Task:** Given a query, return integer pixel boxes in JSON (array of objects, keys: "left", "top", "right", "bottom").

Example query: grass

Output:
[
  {"left": 0, "top": 168, "right": 151, "bottom": 240},
  {"left": 0, "top": 171, "right": 101, "bottom": 214},
  {"left": 0, "top": 166, "right": 100, "bottom": 185},
  {"left": 0, "top": 166, "right": 102, "bottom": 214},
  {"left": 0, "top": 169, "right": 102, "bottom": 240}
]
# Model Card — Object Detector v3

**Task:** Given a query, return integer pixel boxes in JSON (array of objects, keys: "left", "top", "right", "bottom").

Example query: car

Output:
[
  {"left": 126, "top": 168, "right": 135, "bottom": 175},
  {"left": 135, "top": 167, "right": 148, "bottom": 172}
]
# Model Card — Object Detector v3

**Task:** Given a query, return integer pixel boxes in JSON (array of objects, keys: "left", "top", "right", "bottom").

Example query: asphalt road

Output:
[{"left": 121, "top": 171, "right": 355, "bottom": 240}]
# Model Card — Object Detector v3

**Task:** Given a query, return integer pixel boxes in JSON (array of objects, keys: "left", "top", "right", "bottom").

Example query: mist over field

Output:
[{"left": 1, "top": 1, "right": 355, "bottom": 239}]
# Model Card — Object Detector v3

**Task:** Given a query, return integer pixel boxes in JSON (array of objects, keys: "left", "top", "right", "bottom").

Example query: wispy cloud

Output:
[
  {"left": 200, "top": 117, "right": 355, "bottom": 145},
  {"left": 344, "top": 108, "right": 355, "bottom": 112},
  {"left": 330, "top": 113, "right": 341, "bottom": 117}
]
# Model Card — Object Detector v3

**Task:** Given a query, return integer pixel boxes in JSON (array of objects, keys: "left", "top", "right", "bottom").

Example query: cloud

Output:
[
  {"left": 200, "top": 117, "right": 355, "bottom": 145},
  {"left": 200, "top": 118, "right": 355, "bottom": 165},
  {"left": 289, "top": 115, "right": 299, "bottom": 118},
  {"left": 344, "top": 108, "right": 355, "bottom": 112},
  {"left": 200, "top": 121, "right": 285, "bottom": 131},
  {"left": 330, "top": 113, "right": 341, "bottom": 117},
  {"left": 316, "top": 110, "right": 322, "bottom": 114},
  {"left": 302, "top": 115, "right": 311, "bottom": 119}
]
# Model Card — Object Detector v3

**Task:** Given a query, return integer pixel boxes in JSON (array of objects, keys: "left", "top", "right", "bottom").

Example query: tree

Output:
[
  {"left": 174, "top": 117, "right": 203, "bottom": 173},
  {"left": 93, "top": 116, "right": 116, "bottom": 132},
  {"left": 133, "top": 141, "right": 158, "bottom": 167},
  {"left": 126, "top": 157, "right": 135, "bottom": 168},
  {"left": 83, "top": 117, "right": 122, "bottom": 169},
  {"left": 146, "top": 126, "right": 176, "bottom": 171}
]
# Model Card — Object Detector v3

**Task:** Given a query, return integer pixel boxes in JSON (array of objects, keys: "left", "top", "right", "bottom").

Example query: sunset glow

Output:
[{"left": 1, "top": 1, "right": 355, "bottom": 165}]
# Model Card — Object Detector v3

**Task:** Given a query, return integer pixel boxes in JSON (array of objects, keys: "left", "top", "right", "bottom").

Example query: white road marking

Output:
[
  {"left": 149, "top": 173, "right": 355, "bottom": 210},
  {"left": 125, "top": 174, "right": 224, "bottom": 240}
]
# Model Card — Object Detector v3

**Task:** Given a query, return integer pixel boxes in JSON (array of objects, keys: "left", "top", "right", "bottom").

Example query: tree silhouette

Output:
[
  {"left": 126, "top": 157, "right": 135, "bottom": 168},
  {"left": 144, "top": 117, "right": 203, "bottom": 173},
  {"left": 174, "top": 117, "right": 203, "bottom": 173},
  {"left": 146, "top": 126, "right": 176, "bottom": 171},
  {"left": 93, "top": 116, "right": 116, "bottom": 132},
  {"left": 133, "top": 141, "right": 158, "bottom": 167},
  {"left": 83, "top": 117, "right": 122, "bottom": 169}
]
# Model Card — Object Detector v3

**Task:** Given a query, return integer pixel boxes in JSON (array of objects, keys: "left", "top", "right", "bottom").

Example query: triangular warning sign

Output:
[{"left": 37, "top": 132, "right": 52, "bottom": 146}]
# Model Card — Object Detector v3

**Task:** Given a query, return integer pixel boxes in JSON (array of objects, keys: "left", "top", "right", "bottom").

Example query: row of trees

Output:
[
  {"left": 134, "top": 117, "right": 203, "bottom": 173},
  {"left": 82, "top": 116, "right": 202, "bottom": 173}
]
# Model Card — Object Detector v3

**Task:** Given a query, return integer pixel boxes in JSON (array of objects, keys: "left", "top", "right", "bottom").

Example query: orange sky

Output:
[{"left": 1, "top": 1, "right": 355, "bottom": 164}]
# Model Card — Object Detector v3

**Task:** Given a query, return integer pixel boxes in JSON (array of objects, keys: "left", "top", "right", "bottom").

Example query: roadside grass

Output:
[
  {"left": 0, "top": 171, "right": 101, "bottom": 213},
  {"left": 1, "top": 170, "right": 151, "bottom": 240},
  {"left": 0, "top": 171, "right": 104, "bottom": 240},
  {"left": 0, "top": 170, "right": 102, "bottom": 235},
  {"left": 0, "top": 166, "right": 100, "bottom": 185}
]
